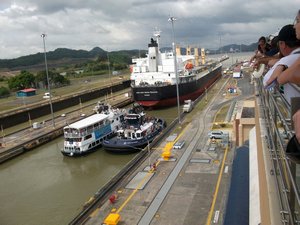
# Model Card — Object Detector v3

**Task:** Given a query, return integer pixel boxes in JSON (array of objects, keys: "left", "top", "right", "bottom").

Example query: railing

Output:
[{"left": 256, "top": 77, "right": 300, "bottom": 225}]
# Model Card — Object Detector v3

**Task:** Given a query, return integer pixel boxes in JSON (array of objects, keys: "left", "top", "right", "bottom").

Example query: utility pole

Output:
[
  {"left": 41, "top": 33, "right": 55, "bottom": 128},
  {"left": 168, "top": 16, "right": 181, "bottom": 124}
]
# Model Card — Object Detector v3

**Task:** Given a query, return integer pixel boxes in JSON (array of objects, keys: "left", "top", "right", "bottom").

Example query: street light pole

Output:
[
  {"left": 168, "top": 16, "right": 181, "bottom": 124},
  {"left": 41, "top": 33, "right": 55, "bottom": 128},
  {"left": 107, "top": 51, "right": 113, "bottom": 96}
]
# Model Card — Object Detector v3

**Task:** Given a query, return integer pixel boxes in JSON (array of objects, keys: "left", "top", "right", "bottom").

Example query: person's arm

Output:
[
  {"left": 268, "top": 57, "right": 280, "bottom": 67},
  {"left": 265, "top": 65, "right": 286, "bottom": 86},
  {"left": 277, "top": 57, "right": 300, "bottom": 85},
  {"left": 293, "top": 109, "right": 300, "bottom": 143}
]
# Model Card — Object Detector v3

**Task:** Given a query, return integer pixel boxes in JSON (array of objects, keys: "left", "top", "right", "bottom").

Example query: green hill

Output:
[
  {"left": 0, "top": 43, "right": 257, "bottom": 71},
  {"left": 0, "top": 47, "right": 146, "bottom": 71}
]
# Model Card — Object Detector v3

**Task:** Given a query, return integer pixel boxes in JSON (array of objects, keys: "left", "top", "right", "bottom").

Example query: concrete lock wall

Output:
[{"left": 0, "top": 80, "right": 130, "bottom": 129}]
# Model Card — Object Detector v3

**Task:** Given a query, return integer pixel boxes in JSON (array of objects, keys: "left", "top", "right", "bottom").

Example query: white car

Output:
[
  {"left": 43, "top": 92, "right": 52, "bottom": 99},
  {"left": 208, "top": 130, "right": 227, "bottom": 139},
  {"left": 173, "top": 141, "right": 185, "bottom": 149}
]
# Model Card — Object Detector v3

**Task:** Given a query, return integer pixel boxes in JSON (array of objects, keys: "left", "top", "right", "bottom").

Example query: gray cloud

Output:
[{"left": 0, "top": 0, "right": 299, "bottom": 59}]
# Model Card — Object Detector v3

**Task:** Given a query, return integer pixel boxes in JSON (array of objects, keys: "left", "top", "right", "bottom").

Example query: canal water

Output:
[{"left": 0, "top": 106, "right": 178, "bottom": 225}]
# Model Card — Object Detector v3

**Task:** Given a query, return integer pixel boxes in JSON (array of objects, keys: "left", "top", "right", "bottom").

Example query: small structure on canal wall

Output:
[{"left": 16, "top": 88, "right": 37, "bottom": 97}]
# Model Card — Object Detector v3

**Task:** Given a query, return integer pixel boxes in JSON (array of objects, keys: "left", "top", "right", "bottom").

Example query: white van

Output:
[{"left": 183, "top": 100, "right": 194, "bottom": 113}]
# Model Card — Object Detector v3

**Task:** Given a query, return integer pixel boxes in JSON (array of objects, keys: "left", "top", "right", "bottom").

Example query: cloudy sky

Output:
[{"left": 0, "top": 0, "right": 298, "bottom": 59}]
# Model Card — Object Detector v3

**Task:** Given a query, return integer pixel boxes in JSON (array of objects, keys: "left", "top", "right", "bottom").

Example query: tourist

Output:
[
  {"left": 277, "top": 10, "right": 300, "bottom": 86},
  {"left": 265, "top": 10, "right": 300, "bottom": 160},
  {"left": 265, "top": 36, "right": 279, "bottom": 57},
  {"left": 263, "top": 24, "right": 300, "bottom": 104},
  {"left": 253, "top": 36, "right": 281, "bottom": 68},
  {"left": 250, "top": 36, "right": 271, "bottom": 63}
]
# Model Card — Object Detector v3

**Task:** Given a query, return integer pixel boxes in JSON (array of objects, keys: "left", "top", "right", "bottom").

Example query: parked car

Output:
[
  {"left": 208, "top": 130, "right": 227, "bottom": 139},
  {"left": 43, "top": 92, "right": 52, "bottom": 99},
  {"left": 173, "top": 141, "right": 185, "bottom": 149}
]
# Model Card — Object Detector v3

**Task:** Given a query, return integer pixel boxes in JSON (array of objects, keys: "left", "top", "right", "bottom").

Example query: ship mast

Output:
[{"left": 153, "top": 28, "right": 161, "bottom": 50}]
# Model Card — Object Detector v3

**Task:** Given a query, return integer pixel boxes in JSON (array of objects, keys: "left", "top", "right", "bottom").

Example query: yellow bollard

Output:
[
  {"left": 162, "top": 150, "right": 171, "bottom": 160},
  {"left": 103, "top": 213, "right": 121, "bottom": 225},
  {"left": 161, "top": 142, "right": 173, "bottom": 160}
]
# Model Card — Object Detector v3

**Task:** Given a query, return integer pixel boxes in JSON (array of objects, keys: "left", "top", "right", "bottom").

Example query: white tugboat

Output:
[{"left": 102, "top": 104, "right": 166, "bottom": 153}]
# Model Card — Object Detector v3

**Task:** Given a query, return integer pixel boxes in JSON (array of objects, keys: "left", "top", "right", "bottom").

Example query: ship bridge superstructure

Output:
[{"left": 130, "top": 35, "right": 210, "bottom": 88}]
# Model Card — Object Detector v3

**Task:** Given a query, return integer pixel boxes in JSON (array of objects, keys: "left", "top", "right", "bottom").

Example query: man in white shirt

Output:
[{"left": 263, "top": 24, "right": 300, "bottom": 104}]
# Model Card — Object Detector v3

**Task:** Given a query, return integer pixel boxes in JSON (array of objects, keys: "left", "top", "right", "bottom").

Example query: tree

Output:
[
  {"left": 8, "top": 70, "right": 35, "bottom": 90},
  {"left": 0, "top": 86, "right": 10, "bottom": 97},
  {"left": 35, "top": 70, "right": 70, "bottom": 88}
]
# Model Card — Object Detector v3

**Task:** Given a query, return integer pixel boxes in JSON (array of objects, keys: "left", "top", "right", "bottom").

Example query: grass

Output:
[{"left": 0, "top": 72, "right": 130, "bottom": 113}]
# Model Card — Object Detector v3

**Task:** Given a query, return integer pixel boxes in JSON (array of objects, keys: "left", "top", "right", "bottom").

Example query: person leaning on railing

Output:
[
  {"left": 263, "top": 24, "right": 300, "bottom": 104},
  {"left": 277, "top": 10, "right": 300, "bottom": 86},
  {"left": 250, "top": 36, "right": 271, "bottom": 63},
  {"left": 272, "top": 10, "right": 300, "bottom": 162},
  {"left": 276, "top": 10, "right": 300, "bottom": 144},
  {"left": 253, "top": 36, "right": 281, "bottom": 69}
]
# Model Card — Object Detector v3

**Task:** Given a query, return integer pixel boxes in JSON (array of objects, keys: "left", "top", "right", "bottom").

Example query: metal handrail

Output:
[{"left": 256, "top": 76, "right": 300, "bottom": 224}]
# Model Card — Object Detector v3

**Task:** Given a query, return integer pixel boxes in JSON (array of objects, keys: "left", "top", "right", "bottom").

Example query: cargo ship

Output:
[{"left": 130, "top": 32, "right": 222, "bottom": 108}]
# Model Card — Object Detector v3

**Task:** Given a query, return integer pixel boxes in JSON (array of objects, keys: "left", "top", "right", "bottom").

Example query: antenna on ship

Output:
[
  {"left": 153, "top": 27, "right": 161, "bottom": 49},
  {"left": 168, "top": 16, "right": 181, "bottom": 124}
]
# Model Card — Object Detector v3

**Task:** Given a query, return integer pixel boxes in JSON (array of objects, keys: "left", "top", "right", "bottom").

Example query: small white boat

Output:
[{"left": 61, "top": 103, "right": 125, "bottom": 156}]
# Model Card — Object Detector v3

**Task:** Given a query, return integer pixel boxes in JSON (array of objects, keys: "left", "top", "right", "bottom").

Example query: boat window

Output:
[
  {"left": 136, "top": 133, "right": 141, "bottom": 138},
  {"left": 64, "top": 128, "right": 70, "bottom": 133},
  {"left": 126, "top": 132, "right": 131, "bottom": 138},
  {"left": 67, "top": 137, "right": 82, "bottom": 142},
  {"left": 94, "top": 123, "right": 99, "bottom": 128},
  {"left": 131, "top": 133, "right": 136, "bottom": 139},
  {"left": 84, "top": 134, "right": 92, "bottom": 140}
]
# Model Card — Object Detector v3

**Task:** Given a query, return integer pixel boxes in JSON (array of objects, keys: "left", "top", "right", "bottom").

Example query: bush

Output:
[{"left": 0, "top": 86, "right": 10, "bottom": 97}]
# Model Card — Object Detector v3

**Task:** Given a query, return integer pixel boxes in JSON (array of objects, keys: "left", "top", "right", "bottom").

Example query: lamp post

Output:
[
  {"left": 107, "top": 51, "right": 113, "bottom": 96},
  {"left": 168, "top": 16, "right": 181, "bottom": 124},
  {"left": 41, "top": 33, "right": 55, "bottom": 128}
]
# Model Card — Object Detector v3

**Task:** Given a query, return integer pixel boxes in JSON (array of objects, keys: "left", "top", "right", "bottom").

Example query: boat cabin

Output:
[{"left": 63, "top": 114, "right": 109, "bottom": 140}]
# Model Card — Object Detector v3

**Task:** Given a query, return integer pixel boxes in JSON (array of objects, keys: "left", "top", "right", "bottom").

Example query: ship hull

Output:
[{"left": 132, "top": 65, "right": 222, "bottom": 108}]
